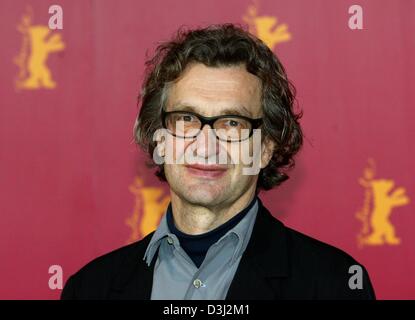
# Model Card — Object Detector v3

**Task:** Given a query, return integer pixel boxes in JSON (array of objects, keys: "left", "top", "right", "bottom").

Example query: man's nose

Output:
[{"left": 194, "top": 124, "right": 220, "bottom": 159}]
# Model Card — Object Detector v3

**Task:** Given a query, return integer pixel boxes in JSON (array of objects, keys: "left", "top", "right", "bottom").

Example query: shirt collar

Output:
[
  {"left": 143, "top": 197, "right": 259, "bottom": 266},
  {"left": 226, "top": 199, "right": 258, "bottom": 264},
  {"left": 143, "top": 212, "right": 171, "bottom": 266}
]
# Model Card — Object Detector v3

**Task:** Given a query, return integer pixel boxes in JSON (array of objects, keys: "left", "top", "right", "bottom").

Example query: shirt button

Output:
[
  {"left": 167, "top": 237, "right": 174, "bottom": 245},
  {"left": 193, "top": 279, "right": 203, "bottom": 289}
]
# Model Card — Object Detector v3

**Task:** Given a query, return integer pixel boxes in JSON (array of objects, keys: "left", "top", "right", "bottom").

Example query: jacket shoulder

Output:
[
  {"left": 285, "top": 225, "right": 359, "bottom": 267},
  {"left": 254, "top": 203, "right": 375, "bottom": 299},
  {"left": 61, "top": 232, "right": 154, "bottom": 300},
  {"left": 282, "top": 223, "right": 375, "bottom": 299}
]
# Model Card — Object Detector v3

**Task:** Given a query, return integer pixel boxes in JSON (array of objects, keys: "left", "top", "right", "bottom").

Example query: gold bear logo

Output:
[
  {"left": 243, "top": 1, "right": 291, "bottom": 50},
  {"left": 125, "top": 177, "right": 170, "bottom": 243},
  {"left": 14, "top": 7, "right": 65, "bottom": 90},
  {"left": 356, "top": 159, "right": 410, "bottom": 247}
]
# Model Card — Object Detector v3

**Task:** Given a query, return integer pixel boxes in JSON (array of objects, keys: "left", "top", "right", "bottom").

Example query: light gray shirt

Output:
[{"left": 143, "top": 199, "right": 258, "bottom": 300}]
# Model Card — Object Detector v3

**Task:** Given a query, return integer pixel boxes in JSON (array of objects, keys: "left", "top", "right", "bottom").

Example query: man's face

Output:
[{"left": 160, "top": 63, "right": 272, "bottom": 208}]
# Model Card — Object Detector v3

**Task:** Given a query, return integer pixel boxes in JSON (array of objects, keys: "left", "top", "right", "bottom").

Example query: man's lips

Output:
[{"left": 184, "top": 164, "right": 228, "bottom": 178}]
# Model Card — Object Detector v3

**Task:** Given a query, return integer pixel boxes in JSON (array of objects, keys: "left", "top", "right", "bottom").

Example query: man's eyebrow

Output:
[
  {"left": 220, "top": 107, "right": 253, "bottom": 118},
  {"left": 170, "top": 103, "right": 254, "bottom": 118},
  {"left": 171, "top": 104, "right": 198, "bottom": 113}
]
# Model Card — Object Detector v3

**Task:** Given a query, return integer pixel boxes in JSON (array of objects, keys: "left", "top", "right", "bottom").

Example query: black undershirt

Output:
[{"left": 166, "top": 197, "right": 257, "bottom": 268}]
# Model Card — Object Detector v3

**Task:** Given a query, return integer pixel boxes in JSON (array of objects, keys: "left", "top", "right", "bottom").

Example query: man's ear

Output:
[
  {"left": 154, "top": 129, "right": 166, "bottom": 158},
  {"left": 260, "top": 136, "right": 276, "bottom": 169}
]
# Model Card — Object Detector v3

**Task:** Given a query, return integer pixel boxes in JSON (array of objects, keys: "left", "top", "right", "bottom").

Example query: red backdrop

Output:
[{"left": 0, "top": 0, "right": 414, "bottom": 299}]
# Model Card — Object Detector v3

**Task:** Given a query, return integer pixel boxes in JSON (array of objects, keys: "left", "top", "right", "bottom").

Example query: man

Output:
[{"left": 61, "top": 24, "right": 375, "bottom": 300}]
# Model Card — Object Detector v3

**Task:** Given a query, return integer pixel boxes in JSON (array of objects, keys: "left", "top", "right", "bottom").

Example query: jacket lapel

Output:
[
  {"left": 109, "top": 233, "right": 156, "bottom": 299},
  {"left": 226, "top": 199, "right": 290, "bottom": 300}
]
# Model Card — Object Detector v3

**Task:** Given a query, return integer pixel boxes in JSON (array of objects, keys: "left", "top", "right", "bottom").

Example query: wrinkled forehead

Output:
[{"left": 165, "top": 63, "right": 262, "bottom": 118}]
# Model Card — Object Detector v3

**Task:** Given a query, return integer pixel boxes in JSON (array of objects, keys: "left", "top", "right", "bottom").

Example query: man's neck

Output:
[{"left": 169, "top": 190, "right": 257, "bottom": 235}]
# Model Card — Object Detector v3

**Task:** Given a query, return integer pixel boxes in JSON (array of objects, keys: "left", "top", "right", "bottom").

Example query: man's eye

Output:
[
  {"left": 179, "top": 115, "right": 195, "bottom": 122},
  {"left": 226, "top": 119, "right": 241, "bottom": 127}
]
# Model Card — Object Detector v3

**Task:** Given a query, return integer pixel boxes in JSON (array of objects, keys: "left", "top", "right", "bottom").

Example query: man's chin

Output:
[{"left": 180, "top": 185, "right": 228, "bottom": 206}]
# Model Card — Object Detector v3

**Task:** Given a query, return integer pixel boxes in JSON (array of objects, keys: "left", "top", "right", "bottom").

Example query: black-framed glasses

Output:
[{"left": 161, "top": 110, "right": 262, "bottom": 142}]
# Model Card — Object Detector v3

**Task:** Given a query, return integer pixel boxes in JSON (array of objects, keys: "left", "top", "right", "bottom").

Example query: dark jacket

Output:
[{"left": 61, "top": 200, "right": 376, "bottom": 300}]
